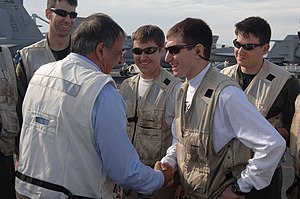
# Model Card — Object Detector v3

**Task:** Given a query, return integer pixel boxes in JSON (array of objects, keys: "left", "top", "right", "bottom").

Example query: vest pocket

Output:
[
  {"left": 26, "top": 111, "right": 56, "bottom": 135},
  {"left": 137, "top": 109, "right": 163, "bottom": 129},
  {"left": 135, "top": 127, "right": 164, "bottom": 166},
  {"left": 181, "top": 130, "right": 209, "bottom": 193},
  {"left": 183, "top": 162, "right": 208, "bottom": 193},
  {"left": 183, "top": 130, "right": 209, "bottom": 159}
]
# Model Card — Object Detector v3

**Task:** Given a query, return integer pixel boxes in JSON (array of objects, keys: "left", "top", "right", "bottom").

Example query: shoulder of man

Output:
[{"left": 220, "top": 64, "right": 237, "bottom": 74}]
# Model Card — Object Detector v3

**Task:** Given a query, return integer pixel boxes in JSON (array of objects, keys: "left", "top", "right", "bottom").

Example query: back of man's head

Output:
[
  {"left": 167, "top": 17, "right": 213, "bottom": 60},
  {"left": 71, "top": 13, "right": 125, "bottom": 56},
  {"left": 132, "top": 25, "right": 165, "bottom": 47},
  {"left": 47, "top": 0, "right": 78, "bottom": 8}
]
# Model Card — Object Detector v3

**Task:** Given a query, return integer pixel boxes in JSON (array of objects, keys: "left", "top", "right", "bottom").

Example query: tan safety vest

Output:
[
  {"left": 0, "top": 46, "right": 19, "bottom": 155},
  {"left": 119, "top": 68, "right": 181, "bottom": 167},
  {"left": 221, "top": 59, "right": 291, "bottom": 127},
  {"left": 19, "top": 38, "right": 56, "bottom": 82},
  {"left": 16, "top": 53, "right": 115, "bottom": 199},
  {"left": 290, "top": 94, "right": 300, "bottom": 176},
  {"left": 176, "top": 67, "right": 252, "bottom": 199}
]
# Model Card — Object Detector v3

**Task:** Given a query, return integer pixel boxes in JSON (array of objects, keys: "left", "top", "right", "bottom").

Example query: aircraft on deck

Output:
[
  {"left": 1, "top": 0, "right": 298, "bottom": 78},
  {"left": 0, "top": 0, "right": 85, "bottom": 56},
  {"left": 267, "top": 33, "right": 300, "bottom": 65},
  {"left": 267, "top": 32, "right": 300, "bottom": 78},
  {"left": 0, "top": 0, "right": 43, "bottom": 56},
  {"left": 0, "top": 0, "right": 236, "bottom": 68}
]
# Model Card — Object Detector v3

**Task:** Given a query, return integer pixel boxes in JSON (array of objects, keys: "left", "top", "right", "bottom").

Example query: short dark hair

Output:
[
  {"left": 132, "top": 25, "right": 165, "bottom": 47},
  {"left": 167, "top": 17, "right": 213, "bottom": 59},
  {"left": 47, "top": 0, "right": 78, "bottom": 8},
  {"left": 235, "top": 16, "right": 271, "bottom": 44},
  {"left": 71, "top": 13, "right": 125, "bottom": 56}
]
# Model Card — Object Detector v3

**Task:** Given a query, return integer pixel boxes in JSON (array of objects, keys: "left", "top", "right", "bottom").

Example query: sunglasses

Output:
[
  {"left": 233, "top": 39, "right": 264, "bottom": 51},
  {"left": 50, "top": 8, "right": 78, "bottom": 19},
  {"left": 165, "top": 44, "right": 195, "bottom": 55},
  {"left": 131, "top": 47, "right": 160, "bottom": 55}
]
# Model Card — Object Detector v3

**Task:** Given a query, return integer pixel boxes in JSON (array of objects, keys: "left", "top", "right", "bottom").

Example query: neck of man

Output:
[
  {"left": 187, "top": 60, "right": 209, "bottom": 80},
  {"left": 47, "top": 32, "right": 70, "bottom": 51},
  {"left": 140, "top": 66, "right": 160, "bottom": 80},
  {"left": 240, "top": 59, "right": 264, "bottom": 75}
]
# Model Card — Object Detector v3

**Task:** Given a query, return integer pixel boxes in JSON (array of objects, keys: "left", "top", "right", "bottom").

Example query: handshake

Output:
[{"left": 154, "top": 161, "right": 174, "bottom": 187}]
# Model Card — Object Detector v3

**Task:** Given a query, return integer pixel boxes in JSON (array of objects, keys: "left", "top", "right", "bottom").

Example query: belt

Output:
[{"left": 16, "top": 171, "right": 96, "bottom": 199}]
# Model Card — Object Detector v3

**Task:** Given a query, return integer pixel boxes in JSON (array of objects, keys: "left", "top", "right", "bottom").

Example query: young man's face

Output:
[
  {"left": 165, "top": 35, "right": 198, "bottom": 80},
  {"left": 132, "top": 40, "right": 163, "bottom": 79},
  {"left": 234, "top": 33, "right": 269, "bottom": 73},
  {"left": 46, "top": 0, "right": 77, "bottom": 37}
]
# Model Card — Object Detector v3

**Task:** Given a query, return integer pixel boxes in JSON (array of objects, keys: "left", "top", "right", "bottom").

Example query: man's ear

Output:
[
  {"left": 262, "top": 43, "right": 270, "bottom": 55},
  {"left": 45, "top": 8, "right": 52, "bottom": 20},
  {"left": 195, "top": 44, "right": 204, "bottom": 56},
  {"left": 95, "top": 42, "right": 105, "bottom": 57},
  {"left": 194, "top": 44, "right": 210, "bottom": 61}
]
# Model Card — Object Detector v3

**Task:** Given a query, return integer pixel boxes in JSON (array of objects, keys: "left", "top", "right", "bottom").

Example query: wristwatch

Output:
[{"left": 231, "top": 181, "right": 245, "bottom": 196}]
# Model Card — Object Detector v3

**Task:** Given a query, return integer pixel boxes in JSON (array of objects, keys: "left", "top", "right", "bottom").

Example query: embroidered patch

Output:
[
  {"left": 266, "top": 74, "right": 275, "bottom": 81},
  {"left": 35, "top": 117, "right": 50, "bottom": 125},
  {"left": 204, "top": 89, "right": 213, "bottom": 98},
  {"left": 163, "top": 78, "right": 171, "bottom": 85}
]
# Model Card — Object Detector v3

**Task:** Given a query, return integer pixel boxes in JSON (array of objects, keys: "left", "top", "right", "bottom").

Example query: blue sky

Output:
[{"left": 24, "top": 0, "right": 300, "bottom": 46}]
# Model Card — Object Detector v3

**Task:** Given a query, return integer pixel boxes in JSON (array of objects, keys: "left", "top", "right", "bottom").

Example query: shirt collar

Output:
[
  {"left": 187, "top": 63, "right": 211, "bottom": 90},
  {"left": 69, "top": 53, "right": 102, "bottom": 72}
]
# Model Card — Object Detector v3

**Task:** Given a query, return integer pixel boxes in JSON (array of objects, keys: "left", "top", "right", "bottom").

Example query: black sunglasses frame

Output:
[
  {"left": 165, "top": 44, "right": 195, "bottom": 55},
  {"left": 50, "top": 8, "right": 78, "bottom": 19},
  {"left": 131, "top": 47, "right": 161, "bottom": 55},
  {"left": 233, "top": 39, "right": 264, "bottom": 51}
]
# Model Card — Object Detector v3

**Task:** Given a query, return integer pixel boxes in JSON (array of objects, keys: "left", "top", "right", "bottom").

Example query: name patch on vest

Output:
[
  {"left": 163, "top": 78, "right": 171, "bottom": 86},
  {"left": 204, "top": 89, "right": 213, "bottom": 98},
  {"left": 266, "top": 74, "right": 275, "bottom": 81},
  {"left": 35, "top": 117, "right": 50, "bottom": 125}
]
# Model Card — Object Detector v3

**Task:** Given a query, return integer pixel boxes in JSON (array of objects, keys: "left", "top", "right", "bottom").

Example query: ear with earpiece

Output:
[
  {"left": 195, "top": 49, "right": 200, "bottom": 55},
  {"left": 45, "top": 8, "right": 52, "bottom": 20}
]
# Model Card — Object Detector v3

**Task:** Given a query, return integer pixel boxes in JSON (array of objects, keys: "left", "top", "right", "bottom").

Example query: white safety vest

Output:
[{"left": 16, "top": 53, "right": 116, "bottom": 199}]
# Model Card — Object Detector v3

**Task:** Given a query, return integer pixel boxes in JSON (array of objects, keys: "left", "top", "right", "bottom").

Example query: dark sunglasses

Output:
[
  {"left": 131, "top": 47, "right": 160, "bottom": 55},
  {"left": 165, "top": 44, "right": 195, "bottom": 55},
  {"left": 233, "top": 39, "right": 264, "bottom": 51},
  {"left": 50, "top": 8, "right": 78, "bottom": 19}
]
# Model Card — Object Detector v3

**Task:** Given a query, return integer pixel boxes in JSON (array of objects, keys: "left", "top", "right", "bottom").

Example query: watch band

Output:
[{"left": 231, "top": 181, "right": 245, "bottom": 196}]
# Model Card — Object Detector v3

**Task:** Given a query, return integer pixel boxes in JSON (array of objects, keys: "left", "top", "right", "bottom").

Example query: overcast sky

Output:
[{"left": 24, "top": 0, "right": 300, "bottom": 46}]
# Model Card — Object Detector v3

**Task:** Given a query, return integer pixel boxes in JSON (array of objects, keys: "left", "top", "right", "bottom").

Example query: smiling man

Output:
[
  {"left": 15, "top": 13, "right": 172, "bottom": 199},
  {"left": 161, "top": 17, "right": 287, "bottom": 199},
  {"left": 15, "top": 0, "right": 78, "bottom": 160},
  {"left": 221, "top": 16, "right": 300, "bottom": 199},
  {"left": 119, "top": 25, "right": 182, "bottom": 199},
  {"left": 16, "top": 0, "right": 77, "bottom": 87}
]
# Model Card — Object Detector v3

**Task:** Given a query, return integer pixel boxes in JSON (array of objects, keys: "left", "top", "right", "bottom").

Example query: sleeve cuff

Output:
[
  {"left": 237, "top": 178, "right": 252, "bottom": 193},
  {"left": 161, "top": 157, "right": 177, "bottom": 170}
]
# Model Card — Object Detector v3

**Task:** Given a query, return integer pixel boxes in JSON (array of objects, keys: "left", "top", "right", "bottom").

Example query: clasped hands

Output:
[{"left": 154, "top": 161, "right": 173, "bottom": 187}]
